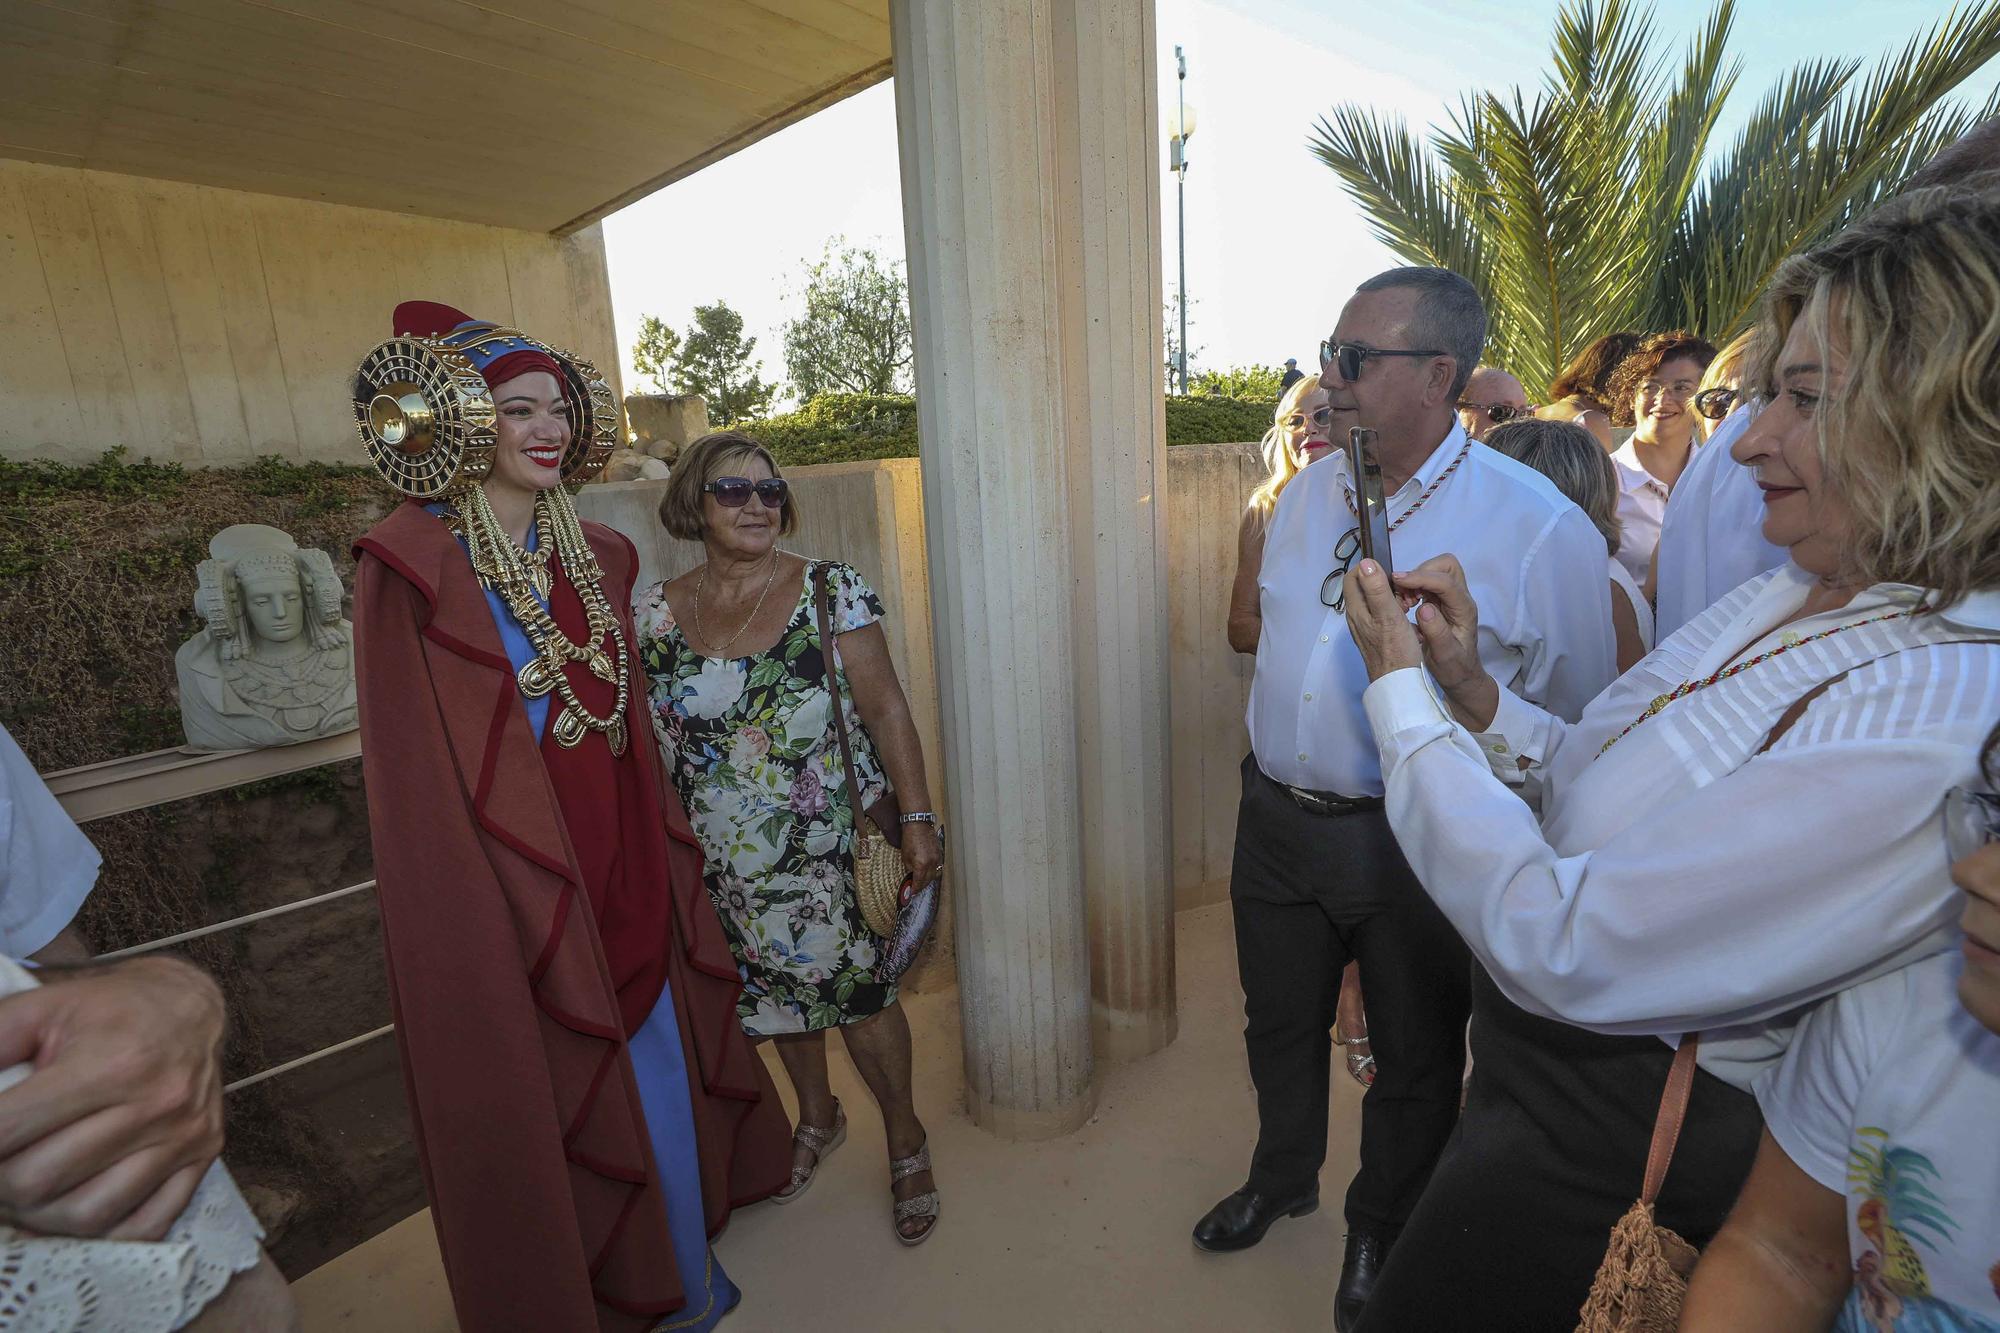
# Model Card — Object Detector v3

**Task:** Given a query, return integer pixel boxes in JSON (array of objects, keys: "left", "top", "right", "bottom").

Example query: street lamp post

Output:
[{"left": 1168, "top": 47, "right": 1195, "bottom": 396}]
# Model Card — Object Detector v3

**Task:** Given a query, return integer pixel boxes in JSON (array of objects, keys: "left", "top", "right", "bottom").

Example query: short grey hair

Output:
[{"left": 1355, "top": 267, "right": 1487, "bottom": 400}]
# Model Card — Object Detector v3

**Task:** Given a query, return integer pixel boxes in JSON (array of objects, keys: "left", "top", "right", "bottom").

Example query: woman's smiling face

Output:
[{"left": 1730, "top": 297, "right": 1853, "bottom": 578}]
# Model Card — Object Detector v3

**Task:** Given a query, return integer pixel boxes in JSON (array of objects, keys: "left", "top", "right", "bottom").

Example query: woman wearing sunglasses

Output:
[
  {"left": 635, "top": 432, "right": 946, "bottom": 1245},
  {"left": 352, "top": 305, "right": 788, "bottom": 1331},
  {"left": 1604, "top": 330, "right": 1717, "bottom": 588}
]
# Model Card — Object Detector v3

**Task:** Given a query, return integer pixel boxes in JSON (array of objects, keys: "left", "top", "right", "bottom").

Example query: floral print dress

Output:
[{"left": 635, "top": 561, "right": 895, "bottom": 1036}]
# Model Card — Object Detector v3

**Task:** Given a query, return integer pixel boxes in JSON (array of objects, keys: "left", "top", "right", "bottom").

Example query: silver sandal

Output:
[
  {"left": 889, "top": 1139, "right": 941, "bottom": 1246},
  {"left": 772, "top": 1102, "right": 846, "bottom": 1205}
]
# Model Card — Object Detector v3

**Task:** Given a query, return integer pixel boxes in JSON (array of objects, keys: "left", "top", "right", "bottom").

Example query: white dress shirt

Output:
[
  {"left": 1361, "top": 565, "right": 2000, "bottom": 1089},
  {"left": 0, "top": 725, "right": 98, "bottom": 957},
  {"left": 1653, "top": 405, "right": 1786, "bottom": 640},
  {"left": 1609, "top": 438, "right": 1673, "bottom": 586},
  {"left": 1251, "top": 423, "right": 1616, "bottom": 796}
]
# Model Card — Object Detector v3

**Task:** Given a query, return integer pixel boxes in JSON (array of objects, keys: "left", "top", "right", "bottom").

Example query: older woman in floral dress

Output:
[{"left": 635, "top": 431, "right": 945, "bottom": 1246}]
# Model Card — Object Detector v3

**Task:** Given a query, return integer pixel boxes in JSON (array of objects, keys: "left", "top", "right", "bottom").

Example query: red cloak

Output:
[{"left": 352, "top": 500, "right": 788, "bottom": 1332}]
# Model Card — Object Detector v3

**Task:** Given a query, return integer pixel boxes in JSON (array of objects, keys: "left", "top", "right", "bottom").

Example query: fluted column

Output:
[
  {"left": 1050, "top": 0, "right": 1176, "bottom": 1061},
  {"left": 890, "top": 0, "right": 1175, "bottom": 1137}
]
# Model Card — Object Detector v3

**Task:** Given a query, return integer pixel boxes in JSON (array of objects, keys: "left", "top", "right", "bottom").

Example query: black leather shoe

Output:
[
  {"left": 1190, "top": 1184, "right": 1319, "bottom": 1252},
  {"left": 1334, "top": 1227, "right": 1396, "bottom": 1332}
]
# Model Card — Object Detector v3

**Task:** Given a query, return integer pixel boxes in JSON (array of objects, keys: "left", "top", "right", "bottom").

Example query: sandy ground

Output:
[{"left": 291, "top": 901, "right": 1366, "bottom": 1332}]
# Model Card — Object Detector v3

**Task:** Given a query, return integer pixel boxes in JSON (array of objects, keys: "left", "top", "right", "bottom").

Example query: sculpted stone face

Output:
[
  {"left": 175, "top": 523, "right": 357, "bottom": 751},
  {"left": 241, "top": 571, "right": 305, "bottom": 645}
]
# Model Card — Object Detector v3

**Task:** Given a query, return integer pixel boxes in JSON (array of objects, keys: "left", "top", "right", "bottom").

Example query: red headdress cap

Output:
[{"left": 391, "top": 300, "right": 566, "bottom": 393}]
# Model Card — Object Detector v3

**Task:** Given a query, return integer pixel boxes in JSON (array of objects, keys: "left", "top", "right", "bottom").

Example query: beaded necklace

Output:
[
  {"left": 1596, "top": 608, "right": 1914, "bottom": 756},
  {"left": 1343, "top": 440, "right": 1473, "bottom": 531},
  {"left": 453, "top": 485, "right": 632, "bottom": 757}
]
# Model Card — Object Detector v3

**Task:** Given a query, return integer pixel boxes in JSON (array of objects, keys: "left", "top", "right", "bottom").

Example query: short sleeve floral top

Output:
[{"left": 634, "top": 560, "right": 895, "bottom": 1036}]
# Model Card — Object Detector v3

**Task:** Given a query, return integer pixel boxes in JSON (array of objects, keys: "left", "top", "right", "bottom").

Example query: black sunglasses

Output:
[
  {"left": 1285, "top": 406, "right": 1335, "bottom": 431},
  {"left": 1458, "top": 401, "right": 1530, "bottom": 423},
  {"left": 1319, "top": 340, "right": 1447, "bottom": 383},
  {"left": 703, "top": 476, "right": 789, "bottom": 509},
  {"left": 1320, "top": 527, "right": 1363, "bottom": 611},
  {"left": 1692, "top": 386, "right": 1737, "bottom": 421}
]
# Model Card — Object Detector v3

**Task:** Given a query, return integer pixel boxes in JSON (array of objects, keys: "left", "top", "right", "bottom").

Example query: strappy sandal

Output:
[
  {"left": 1335, "top": 1031, "right": 1376, "bottom": 1088},
  {"left": 772, "top": 1102, "right": 846, "bottom": 1205},
  {"left": 888, "top": 1140, "right": 941, "bottom": 1246}
]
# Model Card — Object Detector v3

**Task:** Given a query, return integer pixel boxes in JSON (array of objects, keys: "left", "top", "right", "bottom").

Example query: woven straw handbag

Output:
[
  {"left": 1575, "top": 1035, "right": 1701, "bottom": 1333},
  {"left": 811, "top": 564, "right": 906, "bottom": 939}
]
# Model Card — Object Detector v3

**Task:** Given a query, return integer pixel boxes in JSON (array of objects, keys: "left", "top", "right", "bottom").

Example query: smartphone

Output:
[{"left": 1347, "top": 426, "right": 1394, "bottom": 573}]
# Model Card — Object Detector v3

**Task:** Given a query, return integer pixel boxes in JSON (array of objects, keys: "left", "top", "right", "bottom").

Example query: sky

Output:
[{"left": 601, "top": 0, "right": 1999, "bottom": 405}]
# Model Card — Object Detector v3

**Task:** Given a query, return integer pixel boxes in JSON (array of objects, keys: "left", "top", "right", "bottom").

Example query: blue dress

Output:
[{"left": 443, "top": 508, "right": 740, "bottom": 1328}]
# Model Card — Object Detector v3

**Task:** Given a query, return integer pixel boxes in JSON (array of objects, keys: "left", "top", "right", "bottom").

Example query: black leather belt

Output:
[{"left": 1277, "top": 782, "right": 1384, "bottom": 816}]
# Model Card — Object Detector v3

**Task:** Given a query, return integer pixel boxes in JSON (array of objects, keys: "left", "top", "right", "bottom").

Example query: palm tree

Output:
[{"left": 1309, "top": 0, "right": 2000, "bottom": 396}]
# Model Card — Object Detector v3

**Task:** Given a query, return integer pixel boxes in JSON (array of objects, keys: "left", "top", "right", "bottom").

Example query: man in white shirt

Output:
[
  {"left": 1188, "top": 267, "right": 1616, "bottom": 1333},
  {"left": 1650, "top": 403, "right": 1785, "bottom": 640}
]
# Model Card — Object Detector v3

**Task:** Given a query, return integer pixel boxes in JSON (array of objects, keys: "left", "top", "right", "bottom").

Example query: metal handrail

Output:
[{"left": 96, "top": 880, "right": 378, "bottom": 961}]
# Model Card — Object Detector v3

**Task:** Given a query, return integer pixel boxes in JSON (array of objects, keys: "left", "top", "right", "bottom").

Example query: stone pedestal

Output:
[
  {"left": 890, "top": 0, "right": 1174, "bottom": 1137},
  {"left": 625, "top": 392, "right": 709, "bottom": 463}
]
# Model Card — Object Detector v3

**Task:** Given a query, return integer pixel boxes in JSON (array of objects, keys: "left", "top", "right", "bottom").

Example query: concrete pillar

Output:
[
  {"left": 1050, "top": 0, "right": 1177, "bottom": 1062},
  {"left": 890, "top": 0, "right": 1175, "bottom": 1137}
]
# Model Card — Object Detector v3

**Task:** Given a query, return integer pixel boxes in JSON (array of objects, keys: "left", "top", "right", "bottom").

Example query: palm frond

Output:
[{"left": 1307, "top": 106, "right": 1491, "bottom": 288}]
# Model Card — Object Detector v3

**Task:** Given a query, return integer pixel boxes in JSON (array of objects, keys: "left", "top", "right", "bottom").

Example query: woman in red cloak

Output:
[{"left": 348, "top": 302, "right": 788, "bottom": 1332}]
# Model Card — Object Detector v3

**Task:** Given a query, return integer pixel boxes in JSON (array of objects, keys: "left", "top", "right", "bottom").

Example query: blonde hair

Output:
[
  {"left": 1247, "top": 376, "right": 1326, "bottom": 515},
  {"left": 657, "top": 431, "right": 800, "bottom": 542},
  {"left": 1486, "top": 419, "right": 1623, "bottom": 558},
  {"left": 1700, "top": 330, "right": 1755, "bottom": 397},
  {"left": 1755, "top": 182, "right": 2000, "bottom": 609}
]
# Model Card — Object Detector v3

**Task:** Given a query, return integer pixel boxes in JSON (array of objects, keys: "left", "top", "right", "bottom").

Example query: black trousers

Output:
[
  {"left": 1229, "top": 754, "right": 1472, "bottom": 1230},
  {"left": 1355, "top": 966, "right": 1763, "bottom": 1331}
]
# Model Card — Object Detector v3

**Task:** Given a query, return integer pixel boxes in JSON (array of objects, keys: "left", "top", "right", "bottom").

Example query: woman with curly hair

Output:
[{"left": 1605, "top": 330, "right": 1717, "bottom": 585}]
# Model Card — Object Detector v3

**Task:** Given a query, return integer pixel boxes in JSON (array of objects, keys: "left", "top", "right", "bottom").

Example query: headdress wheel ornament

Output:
[{"left": 351, "top": 330, "right": 617, "bottom": 499}]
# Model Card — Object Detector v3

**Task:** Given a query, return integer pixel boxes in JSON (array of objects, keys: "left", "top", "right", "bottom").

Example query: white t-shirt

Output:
[
  {"left": 0, "top": 725, "right": 98, "bottom": 956},
  {"left": 1757, "top": 951, "right": 2000, "bottom": 1330}
]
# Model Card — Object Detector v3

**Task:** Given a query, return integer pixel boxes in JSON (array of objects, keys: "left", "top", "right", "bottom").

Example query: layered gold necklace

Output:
[{"left": 453, "top": 485, "right": 631, "bottom": 756}]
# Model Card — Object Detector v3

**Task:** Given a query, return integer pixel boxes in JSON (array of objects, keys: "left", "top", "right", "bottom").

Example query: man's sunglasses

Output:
[
  {"left": 1692, "top": 387, "right": 1737, "bottom": 421},
  {"left": 703, "top": 476, "right": 789, "bottom": 508},
  {"left": 1457, "top": 401, "right": 1531, "bottom": 423},
  {"left": 1285, "top": 406, "right": 1335, "bottom": 431},
  {"left": 1319, "top": 340, "right": 1447, "bottom": 383}
]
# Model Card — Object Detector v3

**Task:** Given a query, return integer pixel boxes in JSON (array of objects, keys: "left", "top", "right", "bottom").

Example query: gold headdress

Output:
[{"left": 352, "top": 304, "right": 630, "bottom": 754}]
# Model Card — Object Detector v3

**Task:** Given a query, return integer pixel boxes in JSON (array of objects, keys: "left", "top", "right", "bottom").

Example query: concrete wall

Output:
[
  {"left": 577, "top": 443, "right": 1262, "bottom": 922},
  {"left": 0, "top": 158, "right": 622, "bottom": 466}
]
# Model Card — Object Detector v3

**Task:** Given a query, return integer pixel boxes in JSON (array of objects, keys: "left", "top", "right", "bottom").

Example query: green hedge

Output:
[{"left": 740, "top": 392, "right": 1276, "bottom": 466}]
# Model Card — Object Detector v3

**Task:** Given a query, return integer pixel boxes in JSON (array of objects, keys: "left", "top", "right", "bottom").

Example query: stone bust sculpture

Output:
[{"left": 175, "top": 525, "right": 358, "bottom": 751}]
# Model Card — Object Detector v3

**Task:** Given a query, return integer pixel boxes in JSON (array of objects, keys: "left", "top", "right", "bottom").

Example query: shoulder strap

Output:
[
  {"left": 813, "top": 562, "right": 874, "bottom": 839},
  {"left": 1757, "top": 637, "right": 2000, "bottom": 755},
  {"left": 1640, "top": 1035, "right": 1700, "bottom": 1205}
]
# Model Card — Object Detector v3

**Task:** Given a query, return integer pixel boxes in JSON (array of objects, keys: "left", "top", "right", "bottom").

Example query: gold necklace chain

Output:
[
  {"left": 455, "top": 486, "right": 631, "bottom": 756},
  {"left": 693, "top": 552, "right": 780, "bottom": 657}
]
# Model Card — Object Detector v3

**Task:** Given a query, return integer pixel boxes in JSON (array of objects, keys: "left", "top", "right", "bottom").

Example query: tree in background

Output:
[
  {"left": 631, "top": 315, "right": 681, "bottom": 394},
  {"left": 782, "top": 241, "right": 914, "bottom": 398},
  {"left": 670, "top": 302, "right": 776, "bottom": 424},
  {"left": 1310, "top": 0, "right": 2000, "bottom": 395},
  {"left": 1191, "top": 365, "right": 1286, "bottom": 400},
  {"left": 1164, "top": 293, "right": 1203, "bottom": 392}
]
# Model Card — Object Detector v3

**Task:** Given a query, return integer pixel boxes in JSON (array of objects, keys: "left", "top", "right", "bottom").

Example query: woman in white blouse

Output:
[
  {"left": 1338, "top": 182, "right": 2000, "bottom": 1329},
  {"left": 1605, "top": 330, "right": 1715, "bottom": 587}
]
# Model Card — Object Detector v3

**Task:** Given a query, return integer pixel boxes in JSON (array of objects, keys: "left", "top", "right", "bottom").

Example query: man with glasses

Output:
[
  {"left": 1191, "top": 266, "right": 1615, "bottom": 1333},
  {"left": 1454, "top": 365, "right": 1531, "bottom": 441}
]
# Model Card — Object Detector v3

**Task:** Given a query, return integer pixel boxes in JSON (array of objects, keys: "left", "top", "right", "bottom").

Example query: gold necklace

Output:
[
  {"left": 454, "top": 486, "right": 631, "bottom": 756},
  {"left": 693, "top": 553, "right": 780, "bottom": 658}
]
